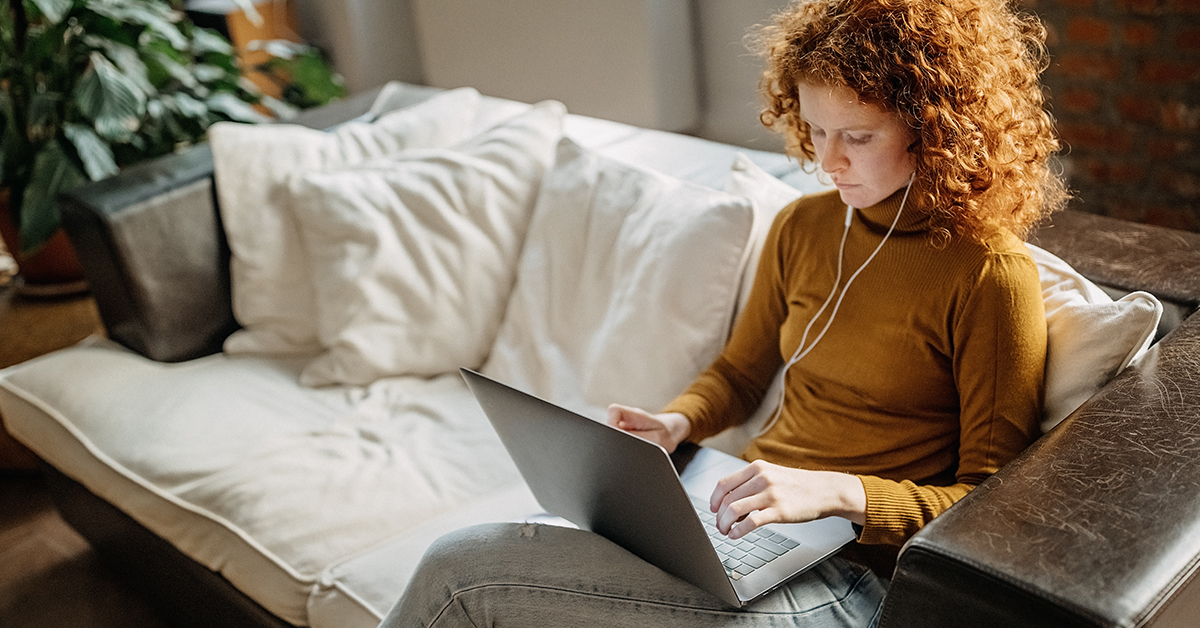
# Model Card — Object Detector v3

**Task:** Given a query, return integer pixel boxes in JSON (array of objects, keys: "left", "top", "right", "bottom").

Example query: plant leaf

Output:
[
  {"left": 82, "top": 34, "right": 155, "bottom": 96},
  {"left": 73, "top": 8, "right": 139, "bottom": 48},
  {"left": 29, "top": 0, "right": 74, "bottom": 25},
  {"left": 74, "top": 51, "right": 146, "bottom": 142},
  {"left": 19, "top": 138, "right": 88, "bottom": 256},
  {"left": 145, "top": 98, "right": 164, "bottom": 119},
  {"left": 191, "top": 27, "right": 233, "bottom": 57},
  {"left": 160, "top": 104, "right": 186, "bottom": 141},
  {"left": 86, "top": 0, "right": 188, "bottom": 50},
  {"left": 250, "top": 39, "right": 307, "bottom": 60},
  {"left": 229, "top": 0, "right": 262, "bottom": 27},
  {"left": 26, "top": 90, "right": 63, "bottom": 142},
  {"left": 192, "top": 63, "right": 226, "bottom": 84},
  {"left": 63, "top": 122, "right": 119, "bottom": 181},
  {"left": 164, "top": 92, "right": 207, "bottom": 119},
  {"left": 205, "top": 92, "right": 269, "bottom": 123},
  {"left": 256, "top": 93, "right": 298, "bottom": 121},
  {"left": 285, "top": 53, "right": 346, "bottom": 106},
  {"left": 145, "top": 47, "right": 198, "bottom": 90}
]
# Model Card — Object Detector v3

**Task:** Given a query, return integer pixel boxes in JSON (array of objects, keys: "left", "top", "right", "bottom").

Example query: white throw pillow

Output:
[
  {"left": 697, "top": 155, "right": 804, "bottom": 455},
  {"left": 724, "top": 152, "right": 804, "bottom": 320},
  {"left": 482, "top": 138, "right": 755, "bottom": 418},
  {"left": 287, "top": 101, "right": 567, "bottom": 387},
  {"left": 1028, "top": 244, "right": 1162, "bottom": 431},
  {"left": 212, "top": 87, "right": 482, "bottom": 356}
]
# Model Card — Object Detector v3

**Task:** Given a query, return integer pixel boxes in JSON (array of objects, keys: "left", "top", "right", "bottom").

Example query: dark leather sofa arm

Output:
[
  {"left": 61, "top": 145, "right": 232, "bottom": 361},
  {"left": 59, "top": 88, "right": 385, "bottom": 362},
  {"left": 880, "top": 215, "right": 1200, "bottom": 627},
  {"left": 880, "top": 314, "right": 1200, "bottom": 627},
  {"left": 1032, "top": 209, "right": 1200, "bottom": 308},
  {"left": 1032, "top": 211, "right": 1200, "bottom": 340}
]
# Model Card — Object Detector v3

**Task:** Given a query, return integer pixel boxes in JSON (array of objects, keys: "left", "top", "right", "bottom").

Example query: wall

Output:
[
  {"left": 1031, "top": 0, "right": 1200, "bottom": 231},
  {"left": 292, "top": 0, "right": 778, "bottom": 137},
  {"left": 291, "top": 0, "right": 424, "bottom": 92},
  {"left": 692, "top": 0, "right": 790, "bottom": 151},
  {"left": 406, "top": 0, "right": 699, "bottom": 132}
]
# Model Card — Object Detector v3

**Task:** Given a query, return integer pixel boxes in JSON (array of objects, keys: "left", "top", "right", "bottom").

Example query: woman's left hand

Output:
[{"left": 709, "top": 461, "right": 867, "bottom": 539}]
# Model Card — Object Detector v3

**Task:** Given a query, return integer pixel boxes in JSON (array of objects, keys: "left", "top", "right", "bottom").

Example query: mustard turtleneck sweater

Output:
[{"left": 663, "top": 188, "right": 1045, "bottom": 550}]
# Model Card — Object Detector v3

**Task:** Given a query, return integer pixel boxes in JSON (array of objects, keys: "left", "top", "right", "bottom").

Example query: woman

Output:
[{"left": 384, "top": 0, "right": 1067, "bottom": 625}]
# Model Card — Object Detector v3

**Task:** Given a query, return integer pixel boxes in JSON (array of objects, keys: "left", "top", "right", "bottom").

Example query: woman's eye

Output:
[{"left": 846, "top": 134, "right": 872, "bottom": 145}]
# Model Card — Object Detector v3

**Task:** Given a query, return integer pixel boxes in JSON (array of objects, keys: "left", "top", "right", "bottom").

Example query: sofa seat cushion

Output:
[{"left": 0, "top": 338, "right": 525, "bottom": 627}]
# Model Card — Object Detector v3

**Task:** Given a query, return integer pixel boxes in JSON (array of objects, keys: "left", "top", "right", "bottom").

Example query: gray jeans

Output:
[{"left": 382, "top": 523, "right": 888, "bottom": 628}]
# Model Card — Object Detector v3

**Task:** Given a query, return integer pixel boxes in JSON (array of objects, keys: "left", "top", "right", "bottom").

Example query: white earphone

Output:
[{"left": 756, "top": 173, "right": 915, "bottom": 437}]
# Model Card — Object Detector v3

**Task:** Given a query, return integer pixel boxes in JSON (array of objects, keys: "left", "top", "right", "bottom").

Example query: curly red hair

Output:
[{"left": 754, "top": 0, "right": 1068, "bottom": 242}]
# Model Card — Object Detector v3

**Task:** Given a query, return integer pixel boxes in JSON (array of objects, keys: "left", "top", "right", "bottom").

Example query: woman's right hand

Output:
[{"left": 606, "top": 404, "right": 692, "bottom": 453}]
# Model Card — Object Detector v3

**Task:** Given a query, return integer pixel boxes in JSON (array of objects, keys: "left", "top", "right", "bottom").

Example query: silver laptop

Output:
[{"left": 460, "top": 368, "right": 857, "bottom": 607}]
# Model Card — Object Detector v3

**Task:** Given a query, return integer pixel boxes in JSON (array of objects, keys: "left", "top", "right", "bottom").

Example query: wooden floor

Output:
[{"left": 0, "top": 470, "right": 172, "bottom": 627}]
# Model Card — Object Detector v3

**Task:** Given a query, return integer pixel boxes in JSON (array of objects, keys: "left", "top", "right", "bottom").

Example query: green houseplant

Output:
[
  {"left": 250, "top": 38, "right": 345, "bottom": 111},
  {"left": 0, "top": 0, "right": 266, "bottom": 264}
]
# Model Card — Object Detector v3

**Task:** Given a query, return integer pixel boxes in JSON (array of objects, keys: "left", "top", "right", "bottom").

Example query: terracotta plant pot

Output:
[{"left": 0, "top": 188, "right": 88, "bottom": 297}]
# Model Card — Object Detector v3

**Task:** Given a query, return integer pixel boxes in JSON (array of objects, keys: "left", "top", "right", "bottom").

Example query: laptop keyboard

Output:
[{"left": 691, "top": 497, "right": 801, "bottom": 580}]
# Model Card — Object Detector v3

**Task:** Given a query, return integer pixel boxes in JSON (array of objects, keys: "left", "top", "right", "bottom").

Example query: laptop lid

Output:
[{"left": 460, "top": 368, "right": 856, "bottom": 607}]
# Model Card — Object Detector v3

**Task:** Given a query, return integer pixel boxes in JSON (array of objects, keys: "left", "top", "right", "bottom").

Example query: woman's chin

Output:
[
  {"left": 837, "top": 188, "right": 873, "bottom": 208},
  {"left": 839, "top": 184, "right": 907, "bottom": 209}
]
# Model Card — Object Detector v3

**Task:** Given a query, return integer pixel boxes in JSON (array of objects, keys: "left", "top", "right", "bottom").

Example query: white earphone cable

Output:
[{"left": 756, "top": 174, "right": 915, "bottom": 437}]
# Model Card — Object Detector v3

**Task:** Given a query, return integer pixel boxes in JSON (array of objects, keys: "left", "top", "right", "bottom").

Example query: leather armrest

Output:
[
  {"left": 880, "top": 312, "right": 1200, "bottom": 627},
  {"left": 1031, "top": 210, "right": 1200, "bottom": 311},
  {"left": 60, "top": 88, "right": 385, "bottom": 362},
  {"left": 61, "top": 145, "right": 232, "bottom": 361}
]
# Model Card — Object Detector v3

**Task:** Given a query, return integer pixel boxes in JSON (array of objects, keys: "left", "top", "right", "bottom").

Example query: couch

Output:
[{"left": 2, "top": 84, "right": 1199, "bottom": 628}]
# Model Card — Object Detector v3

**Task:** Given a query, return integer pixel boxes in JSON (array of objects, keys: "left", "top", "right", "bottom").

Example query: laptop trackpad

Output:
[{"left": 673, "top": 442, "right": 751, "bottom": 503}]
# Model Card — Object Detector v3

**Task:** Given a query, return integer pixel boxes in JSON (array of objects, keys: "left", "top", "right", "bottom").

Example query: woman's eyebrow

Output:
[
  {"left": 805, "top": 121, "right": 877, "bottom": 133},
  {"left": 799, "top": 114, "right": 878, "bottom": 132}
]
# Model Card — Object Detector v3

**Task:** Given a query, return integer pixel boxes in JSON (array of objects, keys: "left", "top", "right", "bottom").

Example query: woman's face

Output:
[{"left": 796, "top": 82, "right": 916, "bottom": 208}]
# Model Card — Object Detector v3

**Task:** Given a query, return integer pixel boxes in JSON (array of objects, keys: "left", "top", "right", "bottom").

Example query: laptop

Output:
[{"left": 460, "top": 368, "right": 857, "bottom": 607}]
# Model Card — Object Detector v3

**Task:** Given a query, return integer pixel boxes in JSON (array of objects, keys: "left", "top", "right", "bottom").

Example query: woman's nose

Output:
[{"left": 820, "top": 138, "right": 848, "bottom": 173}]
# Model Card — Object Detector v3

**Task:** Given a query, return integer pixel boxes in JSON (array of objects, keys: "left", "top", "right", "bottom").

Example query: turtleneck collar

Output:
[{"left": 851, "top": 185, "right": 931, "bottom": 235}]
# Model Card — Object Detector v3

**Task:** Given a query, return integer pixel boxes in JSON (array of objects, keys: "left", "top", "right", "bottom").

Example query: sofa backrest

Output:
[{"left": 61, "top": 87, "right": 1200, "bottom": 365}]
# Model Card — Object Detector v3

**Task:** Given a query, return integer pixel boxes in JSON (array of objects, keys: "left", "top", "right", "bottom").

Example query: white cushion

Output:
[
  {"left": 692, "top": 156, "right": 805, "bottom": 455},
  {"left": 1027, "top": 244, "right": 1162, "bottom": 431},
  {"left": 724, "top": 152, "right": 804, "bottom": 319},
  {"left": 212, "top": 87, "right": 482, "bottom": 356},
  {"left": 482, "top": 137, "right": 755, "bottom": 417},
  {"left": 289, "top": 101, "right": 566, "bottom": 386}
]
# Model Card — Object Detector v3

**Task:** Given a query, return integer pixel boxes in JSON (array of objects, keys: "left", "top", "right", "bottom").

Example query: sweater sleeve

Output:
[
  {"left": 856, "top": 249, "right": 1046, "bottom": 547},
  {"left": 661, "top": 204, "right": 795, "bottom": 441}
]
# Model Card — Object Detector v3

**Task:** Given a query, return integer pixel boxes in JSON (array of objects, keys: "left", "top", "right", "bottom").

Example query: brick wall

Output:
[{"left": 1028, "top": 0, "right": 1200, "bottom": 231}]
